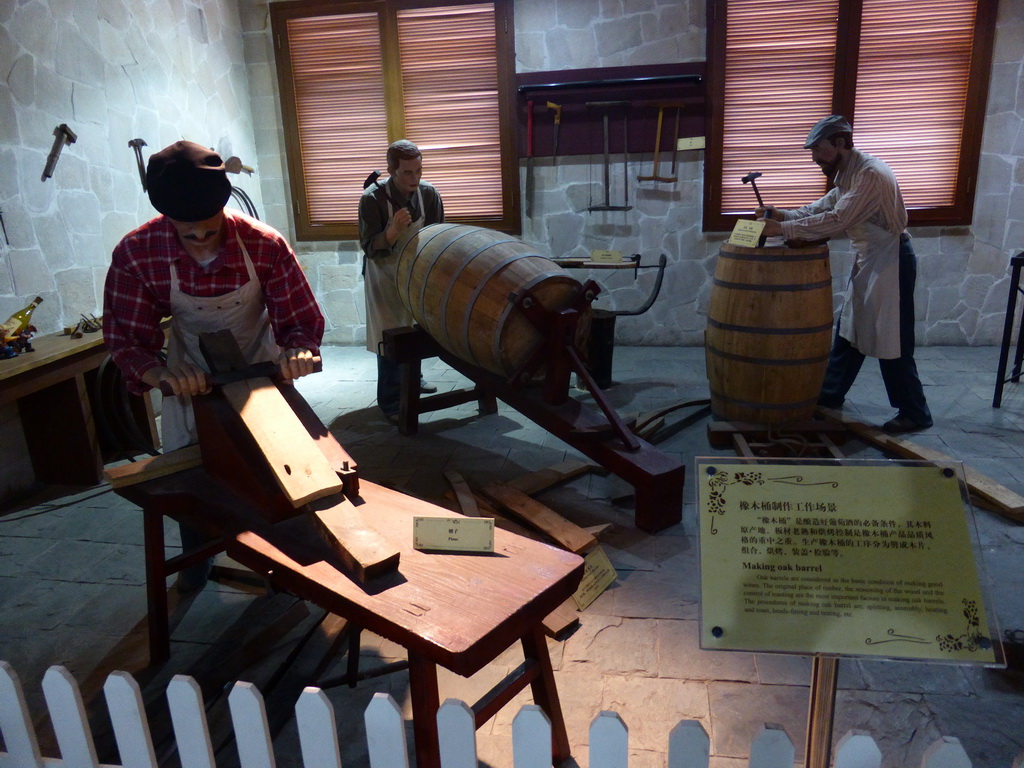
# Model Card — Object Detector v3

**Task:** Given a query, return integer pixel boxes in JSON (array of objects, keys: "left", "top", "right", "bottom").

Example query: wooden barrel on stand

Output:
[
  {"left": 705, "top": 242, "right": 833, "bottom": 424},
  {"left": 394, "top": 223, "right": 589, "bottom": 378}
]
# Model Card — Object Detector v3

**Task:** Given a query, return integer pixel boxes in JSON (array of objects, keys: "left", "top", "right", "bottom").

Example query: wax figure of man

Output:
[
  {"left": 757, "top": 115, "right": 932, "bottom": 433},
  {"left": 104, "top": 140, "right": 324, "bottom": 590},
  {"left": 358, "top": 139, "right": 445, "bottom": 420}
]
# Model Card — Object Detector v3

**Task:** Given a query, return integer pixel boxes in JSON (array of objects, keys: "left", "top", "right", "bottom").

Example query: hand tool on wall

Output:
[
  {"left": 41, "top": 124, "right": 77, "bottom": 182},
  {"left": 128, "top": 138, "right": 147, "bottom": 191},
  {"left": 547, "top": 101, "right": 562, "bottom": 161},
  {"left": 586, "top": 101, "right": 632, "bottom": 212},
  {"left": 637, "top": 104, "right": 680, "bottom": 183},
  {"left": 225, "top": 156, "right": 255, "bottom": 175},
  {"left": 525, "top": 99, "right": 535, "bottom": 217},
  {"left": 741, "top": 171, "right": 765, "bottom": 208}
]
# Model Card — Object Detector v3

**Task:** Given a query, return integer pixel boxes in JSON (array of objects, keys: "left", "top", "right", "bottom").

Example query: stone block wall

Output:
[
  {"left": 1, "top": 0, "right": 1022, "bottom": 348},
  {"left": 0, "top": 0, "right": 267, "bottom": 334},
  {"left": 242, "top": 0, "right": 1024, "bottom": 349}
]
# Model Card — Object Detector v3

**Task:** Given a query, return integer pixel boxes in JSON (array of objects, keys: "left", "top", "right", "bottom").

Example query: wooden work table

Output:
[
  {"left": 1, "top": 329, "right": 113, "bottom": 486},
  {"left": 114, "top": 465, "right": 584, "bottom": 767}
]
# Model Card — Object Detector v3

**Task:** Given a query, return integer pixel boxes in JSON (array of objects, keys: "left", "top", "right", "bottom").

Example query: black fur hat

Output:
[{"left": 146, "top": 141, "right": 231, "bottom": 222}]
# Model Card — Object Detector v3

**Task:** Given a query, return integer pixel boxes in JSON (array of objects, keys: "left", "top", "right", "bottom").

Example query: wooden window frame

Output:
[
  {"left": 271, "top": 0, "right": 520, "bottom": 241},
  {"left": 703, "top": 0, "right": 998, "bottom": 232}
]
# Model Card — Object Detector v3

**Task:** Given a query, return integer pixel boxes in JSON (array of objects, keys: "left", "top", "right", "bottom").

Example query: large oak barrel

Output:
[
  {"left": 705, "top": 242, "right": 833, "bottom": 424},
  {"left": 394, "top": 223, "right": 588, "bottom": 378}
]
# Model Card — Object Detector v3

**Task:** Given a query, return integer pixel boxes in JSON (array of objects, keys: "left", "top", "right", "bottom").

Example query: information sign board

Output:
[{"left": 697, "top": 458, "right": 1000, "bottom": 665}]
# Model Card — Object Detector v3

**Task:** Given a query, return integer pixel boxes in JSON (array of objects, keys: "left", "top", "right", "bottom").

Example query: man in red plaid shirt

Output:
[{"left": 103, "top": 140, "right": 324, "bottom": 590}]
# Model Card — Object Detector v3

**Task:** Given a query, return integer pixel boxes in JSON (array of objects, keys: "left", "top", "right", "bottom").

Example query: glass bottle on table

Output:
[{"left": 1, "top": 296, "right": 43, "bottom": 340}]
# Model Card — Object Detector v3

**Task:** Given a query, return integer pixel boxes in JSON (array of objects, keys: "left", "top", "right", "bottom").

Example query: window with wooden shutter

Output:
[
  {"left": 704, "top": 0, "right": 997, "bottom": 232},
  {"left": 271, "top": 0, "right": 518, "bottom": 241}
]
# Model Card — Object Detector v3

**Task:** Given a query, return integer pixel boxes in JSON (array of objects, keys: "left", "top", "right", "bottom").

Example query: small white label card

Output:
[
  {"left": 413, "top": 515, "right": 495, "bottom": 553},
  {"left": 676, "top": 136, "right": 705, "bottom": 150},
  {"left": 590, "top": 250, "right": 623, "bottom": 263},
  {"left": 572, "top": 545, "right": 618, "bottom": 610},
  {"left": 728, "top": 219, "right": 765, "bottom": 248}
]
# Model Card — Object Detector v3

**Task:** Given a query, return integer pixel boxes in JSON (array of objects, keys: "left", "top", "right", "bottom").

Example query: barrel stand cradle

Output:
[
  {"left": 383, "top": 323, "right": 684, "bottom": 534},
  {"left": 993, "top": 252, "right": 1024, "bottom": 408},
  {"left": 553, "top": 253, "right": 668, "bottom": 389}
]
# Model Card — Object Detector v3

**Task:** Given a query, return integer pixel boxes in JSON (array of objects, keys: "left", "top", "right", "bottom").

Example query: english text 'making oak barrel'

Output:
[
  {"left": 705, "top": 242, "right": 833, "bottom": 424},
  {"left": 394, "top": 223, "right": 589, "bottom": 378}
]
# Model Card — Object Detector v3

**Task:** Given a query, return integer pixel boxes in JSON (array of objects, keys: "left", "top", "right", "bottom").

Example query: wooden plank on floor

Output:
[
  {"left": 480, "top": 483, "right": 597, "bottom": 554},
  {"left": 831, "top": 413, "right": 1024, "bottom": 523},
  {"left": 505, "top": 459, "right": 601, "bottom": 496},
  {"left": 445, "top": 470, "right": 481, "bottom": 516},
  {"left": 541, "top": 598, "right": 580, "bottom": 639}
]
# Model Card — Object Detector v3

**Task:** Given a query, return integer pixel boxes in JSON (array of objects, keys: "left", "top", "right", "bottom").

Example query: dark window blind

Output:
[
  {"left": 705, "top": 0, "right": 996, "bottom": 230},
  {"left": 271, "top": 1, "right": 517, "bottom": 241}
]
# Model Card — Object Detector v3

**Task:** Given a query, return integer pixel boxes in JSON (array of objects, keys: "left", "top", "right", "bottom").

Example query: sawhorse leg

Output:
[
  {"left": 522, "top": 624, "right": 571, "bottom": 763},
  {"left": 143, "top": 506, "right": 171, "bottom": 665},
  {"left": 994, "top": 255, "right": 1024, "bottom": 408},
  {"left": 141, "top": 499, "right": 227, "bottom": 665},
  {"left": 406, "top": 625, "right": 571, "bottom": 768},
  {"left": 408, "top": 652, "right": 443, "bottom": 768},
  {"left": 385, "top": 326, "right": 498, "bottom": 435}
]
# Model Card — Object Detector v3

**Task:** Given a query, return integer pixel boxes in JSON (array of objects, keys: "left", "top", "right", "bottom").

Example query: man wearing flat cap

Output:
[
  {"left": 103, "top": 140, "right": 324, "bottom": 589},
  {"left": 758, "top": 116, "right": 932, "bottom": 434}
]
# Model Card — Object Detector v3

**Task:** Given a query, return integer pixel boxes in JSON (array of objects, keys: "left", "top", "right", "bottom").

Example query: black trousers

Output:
[{"left": 819, "top": 235, "right": 932, "bottom": 426}]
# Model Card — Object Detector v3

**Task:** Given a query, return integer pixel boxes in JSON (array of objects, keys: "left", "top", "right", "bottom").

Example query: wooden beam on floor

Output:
[
  {"left": 827, "top": 412, "right": 1024, "bottom": 523},
  {"left": 504, "top": 459, "right": 602, "bottom": 496},
  {"left": 481, "top": 483, "right": 598, "bottom": 555}
]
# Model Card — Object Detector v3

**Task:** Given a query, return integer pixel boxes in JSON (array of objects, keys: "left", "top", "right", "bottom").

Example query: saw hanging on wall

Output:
[{"left": 586, "top": 101, "right": 632, "bottom": 212}]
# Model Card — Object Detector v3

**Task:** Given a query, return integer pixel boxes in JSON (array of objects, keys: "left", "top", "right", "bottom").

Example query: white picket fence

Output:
[{"left": 0, "top": 660, "right": 1014, "bottom": 768}]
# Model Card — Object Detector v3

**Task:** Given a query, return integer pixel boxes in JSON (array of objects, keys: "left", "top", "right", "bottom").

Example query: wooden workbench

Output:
[
  {"left": 114, "top": 466, "right": 584, "bottom": 768},
  {"left": 0, "top": 329, "right": 137, "bottom": 486}
]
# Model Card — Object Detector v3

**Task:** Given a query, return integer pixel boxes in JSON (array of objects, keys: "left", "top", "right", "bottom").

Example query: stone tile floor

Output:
[{"left": 1, "top": 345, "right": 1023, "bottom": 767}]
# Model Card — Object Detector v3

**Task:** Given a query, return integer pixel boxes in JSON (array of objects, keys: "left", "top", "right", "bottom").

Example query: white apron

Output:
[
  {"left": 364, "top": 188, "right": 424, "bottom": 354},
  {"left": 838, "top": 221, "right": 902, "bottom": 360},
  {"left": 161, "top": 234, "right": 280, "bottom": 451}
]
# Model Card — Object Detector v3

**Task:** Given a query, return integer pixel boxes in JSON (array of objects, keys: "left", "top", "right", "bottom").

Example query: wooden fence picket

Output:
[
  {"left": 5, "top": 662, "right": 1024, "bottom": 768},
  {"left": 511, "top": 705, "right": 551, "bottom": 768},
  {"left": 589, "top": 711, "right": 628, "bottom": 768},
  {"left": 0, "top": 661, "right": 43, "bottom": 768},
  {"left": 103, "top": 670, "right": 159, "bottom": 768},
  {"left": 363, "top": 692, "right": 409, "bottom": 768},
  {"left": 294, "top": 687, "right": 342, "bottom": 768},
  {"left": 228, "top": 682, "right": 274, "bottom": 768},
  {"left": 748, "top": 724, "right": 795, "bottom": 768},
  {"left": 668, "top": 720, "right": 709, "bottom": 768},
  {"left": 167, "top": 675, "right": 217, "bottom": 768},
  {"left": 833, "top": 730, "right": 882, "bottom": 768},
  {"left": 923, "top": 737, "right": 972, "bottom": 768},
  {"left": 436, "top": 699, "right": 476, "bottom": 768},
  {"left": 41, "top": 666, "right": 100, "bottom": 768}
]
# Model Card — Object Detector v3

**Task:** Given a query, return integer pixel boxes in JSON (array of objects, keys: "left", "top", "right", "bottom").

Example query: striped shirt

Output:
[
  {"left": 779, "top": 149, "right": 908, "bottom": 243},
  {"left": 103, "top": 211, "right": 324, "bottom": 392}
]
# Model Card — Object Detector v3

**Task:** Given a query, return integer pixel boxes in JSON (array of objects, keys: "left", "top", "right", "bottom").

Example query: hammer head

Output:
[
  {"left": 741, "top": 171, "right": 762, "bottom": 185},
  {"left": 363, "top": 170, "right": 382, "bottom": 190}
]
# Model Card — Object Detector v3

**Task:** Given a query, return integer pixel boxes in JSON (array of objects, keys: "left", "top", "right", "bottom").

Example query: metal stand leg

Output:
[{"left": 994, "top": 254, "right": 1024, "bottom": 408}]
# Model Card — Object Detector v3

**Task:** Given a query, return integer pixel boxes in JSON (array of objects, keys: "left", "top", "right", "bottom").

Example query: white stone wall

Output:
[
  {"left": 242, "top": 0, "right": 1024, "bottom": 349},
  {"left": 2, "top": 0, "right": 1022, "bottom": 347},
  {"left": 0, "top": 0, "right": 266, "bottom": 333},
  {"left": 0, "top": 0, "right": 266, "bottom": 500}
]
